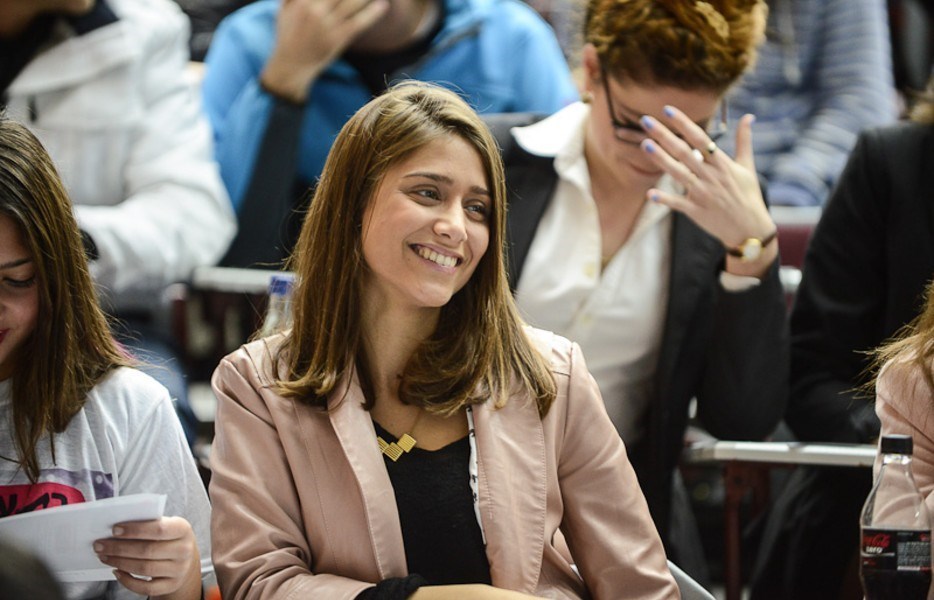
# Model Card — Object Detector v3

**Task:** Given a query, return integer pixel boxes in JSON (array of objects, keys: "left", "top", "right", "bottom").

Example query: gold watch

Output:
[{"left": 726, "top": 230, "right": 778, "bottom": 262}]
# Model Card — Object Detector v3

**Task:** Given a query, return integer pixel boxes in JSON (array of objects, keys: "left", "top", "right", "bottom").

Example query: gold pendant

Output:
[{"left": 378, "top": 433, "right": 417, "bottom": 462}]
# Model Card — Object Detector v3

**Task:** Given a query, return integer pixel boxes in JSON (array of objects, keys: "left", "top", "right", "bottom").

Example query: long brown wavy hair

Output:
[
  {"left": 0, "top": 117, "right": 130, "bottom": 482},
  {"left": 274, "top": 82, "right": 557, "bottom": 417},
  {"left": 585, "top": 0, "right": 768, "bottom": 92}
]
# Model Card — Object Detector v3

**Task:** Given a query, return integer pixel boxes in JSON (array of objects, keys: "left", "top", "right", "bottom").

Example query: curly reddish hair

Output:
[{"left": 585, "top": 0, "right": 767, "bottom": 92}]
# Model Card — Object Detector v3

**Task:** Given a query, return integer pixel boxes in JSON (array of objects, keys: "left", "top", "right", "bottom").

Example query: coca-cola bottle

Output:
[{"left": 861, "top": 434, "right": 932, "bottom": 599}]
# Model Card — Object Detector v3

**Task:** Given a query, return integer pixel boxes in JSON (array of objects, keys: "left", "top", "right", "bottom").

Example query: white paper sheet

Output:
[{"left": 0, "top": 493, "right": 166, "bottom": 582}]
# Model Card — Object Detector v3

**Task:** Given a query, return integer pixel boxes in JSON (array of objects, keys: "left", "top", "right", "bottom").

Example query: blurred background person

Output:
[
  {"left": 485, "top": 0, "right": 787, "bottom": 583},
  {"left": 749, "top": 74, "right": 934, "bottom": 599},
  {"left": 720, "top": 0, "right": 898, "bottom": 207},
  {"left": 0, "top": 0, "right": 236, "bottom": 445},
  {"left": 0, "top": 116, "right": 211, "bottom": 600},
  {"left": 873, "top": 278, "right": 934, "bottom": 524},
  {"left": 202, "top": 0, "right": 578, "bottom": 268}
]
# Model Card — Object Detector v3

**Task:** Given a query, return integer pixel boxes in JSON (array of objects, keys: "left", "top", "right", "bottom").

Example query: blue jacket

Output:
[{"left": 203, "top": 0, "right": 577, "bottom": 214}]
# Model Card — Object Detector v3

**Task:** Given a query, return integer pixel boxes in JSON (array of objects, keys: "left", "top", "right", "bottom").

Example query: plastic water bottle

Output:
[
  {"left": 860, "top": 434, "right": 932, "bottom": 599},
  {"left": 259, "top": 274, "right": 295, "bottom": 337}
]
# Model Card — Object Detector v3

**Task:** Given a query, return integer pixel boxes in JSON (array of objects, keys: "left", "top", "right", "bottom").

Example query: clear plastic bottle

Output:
[
  {"left": 860, "top": 434, "right": 932, "bottom": 599},
  {"left": 259, "top": 274, "right": 295, "bottom": 337}
]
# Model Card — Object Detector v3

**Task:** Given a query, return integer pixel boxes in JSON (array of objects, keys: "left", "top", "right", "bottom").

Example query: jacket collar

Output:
[
  {"left": 472, "top": 397, "right": 547, "bottom": 590},
  {"left": 325, "top": 370, "right": 409, "bottom": 579}
]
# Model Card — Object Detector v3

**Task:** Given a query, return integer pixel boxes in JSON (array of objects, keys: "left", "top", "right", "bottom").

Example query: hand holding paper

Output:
[{"left": 94, "top": 515, "right": 202, "bottom": 599}]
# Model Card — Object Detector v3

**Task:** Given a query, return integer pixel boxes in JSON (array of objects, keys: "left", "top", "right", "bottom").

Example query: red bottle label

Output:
[
  {"left": 861, "top": 528, "right": 932, "bottom": 599},
  {"left": 862, "top": 528, "right": 931, "bottom": 570}
]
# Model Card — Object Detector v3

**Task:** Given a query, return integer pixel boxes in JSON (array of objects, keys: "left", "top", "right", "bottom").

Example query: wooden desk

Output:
[{"left": 684, "top": 441, "right": 876, "bottom": 600}]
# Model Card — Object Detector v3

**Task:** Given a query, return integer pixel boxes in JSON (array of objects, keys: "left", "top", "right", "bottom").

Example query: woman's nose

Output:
[{"left": 433, "top": 204, "right": 467, "bottom": 242}]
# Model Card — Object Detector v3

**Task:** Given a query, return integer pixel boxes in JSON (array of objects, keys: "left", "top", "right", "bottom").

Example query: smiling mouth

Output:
[{"left": 413, "top": 245, "right": 461, "bottom": 268}]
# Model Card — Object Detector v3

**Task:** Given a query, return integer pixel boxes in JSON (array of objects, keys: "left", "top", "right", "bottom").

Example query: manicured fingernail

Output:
[
  {"left": 748, "top": 114, "right": 756, "bottom": 124},
  {"left": 94, "top": 542, "right": 103, "bottom": 552},
  {"left": 640, "top": 115, "right": 653, "bottom": 129},
  {"left": 650, "top": 192, "right": 660, "bottom": 202},
  {"left": 644, "top": 141, "right": 656, "bottom": 153},
  {"left": 113, "top": 526, "right": 124, "bottom": 536},
  {"left": 663, "top": 106, "right": 675, "bottom": 118}
]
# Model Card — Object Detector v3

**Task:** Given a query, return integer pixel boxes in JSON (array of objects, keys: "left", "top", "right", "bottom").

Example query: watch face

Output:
[{"left": 740, "top": 238, "right": 763, "bottom": 261}]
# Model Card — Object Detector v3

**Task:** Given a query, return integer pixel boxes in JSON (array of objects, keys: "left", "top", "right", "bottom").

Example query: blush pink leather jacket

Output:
[{"left": 209, "top": 328, "right": 678, "bottom": 599}]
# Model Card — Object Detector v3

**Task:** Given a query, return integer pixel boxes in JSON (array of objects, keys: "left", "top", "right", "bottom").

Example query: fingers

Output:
[
  {"left": 112, "top": 568, "right": 181, "bottom": 597},
  {"left": 641, "top": 138, "right": 703, "bottom": 199},
  {"left": 647, "top": 188, "right": 697, "bottom": 217},
  {"left": 328, "top": 0, "right": 388, "bottom": 28},
  {"left": 733, "top": 113, "right": 757, "bottom": 172},
  {"left": 640, "top": 114, "right": 709, "bottom": 176},
  {"left": 94, "top": 517, "right": 198, "bottom": 596}
]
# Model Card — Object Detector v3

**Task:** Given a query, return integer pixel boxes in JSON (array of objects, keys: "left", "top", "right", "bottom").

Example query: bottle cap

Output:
[
  {"left": 268, "top": 273, "right": 295, "bottom": 296},
  {"left": 880, "top": 434, "right": 913, "bottom": 455}
]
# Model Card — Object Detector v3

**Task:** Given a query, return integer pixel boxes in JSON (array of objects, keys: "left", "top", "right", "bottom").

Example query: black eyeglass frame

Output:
[{"left": 599, "top": 65, "right": 729, "bottom": 146}]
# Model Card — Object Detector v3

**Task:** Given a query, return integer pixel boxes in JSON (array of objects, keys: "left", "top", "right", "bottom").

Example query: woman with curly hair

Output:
[{"left": 486, "top": 0, "right": 786, "bottom": 576}]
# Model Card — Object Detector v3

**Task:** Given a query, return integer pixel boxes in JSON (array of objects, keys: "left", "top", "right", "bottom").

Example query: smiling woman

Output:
[
  {"left": 208, "top": 81, "right": 679, "bottom": 599},
  {"left": 360, "top": 136, "right": 490, "bottom": 317}
]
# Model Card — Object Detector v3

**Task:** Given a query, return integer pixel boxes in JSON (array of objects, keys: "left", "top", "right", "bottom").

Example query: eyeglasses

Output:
[{"left": 599, "top": 66, "right": 729, "bottom": 146}]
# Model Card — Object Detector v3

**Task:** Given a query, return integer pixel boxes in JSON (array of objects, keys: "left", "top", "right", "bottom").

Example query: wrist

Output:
[
  {"left": 724, "top": 230, "right": 778, "bottom": 263},
  {"left": 724, "top": 240, "right": 778, "bottom": 279},
  {"left": 259, "top": 61, "right": 316, "bottom": 105}
]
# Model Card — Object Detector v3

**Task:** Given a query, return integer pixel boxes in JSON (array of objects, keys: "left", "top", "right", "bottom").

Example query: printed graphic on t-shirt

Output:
[{"left": 0, "top": 468, "right": 114, "bottom": 517}]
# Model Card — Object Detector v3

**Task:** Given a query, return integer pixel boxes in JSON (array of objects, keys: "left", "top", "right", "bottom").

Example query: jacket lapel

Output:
[
  {"left": 327, "top": 374, "right": 408, "bottom": 579},
  {"left": 504, "top": 156, "right": 558, "bottom": 288},
  {"left": 473, "top": 398, "right": 547, "bottom": 592},
  {"left": 655, "top": 214, "right": 721, "bottom": 402}
]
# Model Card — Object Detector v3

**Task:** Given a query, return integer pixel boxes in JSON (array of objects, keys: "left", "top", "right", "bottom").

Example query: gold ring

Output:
[{"left": 706, "top": 141, "right": 718, "bottom": 155}]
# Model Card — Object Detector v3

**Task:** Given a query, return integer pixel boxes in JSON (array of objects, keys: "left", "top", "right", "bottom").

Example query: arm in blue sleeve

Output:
[{"left": 768, "top": 0, "right": 896, "bottom": 206}]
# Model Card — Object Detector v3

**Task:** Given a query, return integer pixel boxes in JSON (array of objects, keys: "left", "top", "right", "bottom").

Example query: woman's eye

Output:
[
  {"left": 3, "top": 276, "right": 36, "bottom": 289},
  {"left": 413, "top": 188, "right": 441, "bottom": 201},
  {"left": 465, "top": 203, "right": 490, "bottom": 220}
]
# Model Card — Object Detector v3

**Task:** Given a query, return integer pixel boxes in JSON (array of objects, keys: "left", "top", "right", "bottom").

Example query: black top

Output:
[
  {"left": 787, "top": 123, "right": 934, "bottom": 444},
  {"left": 373, "top": 420, "right": 491, "bottom": 586}
]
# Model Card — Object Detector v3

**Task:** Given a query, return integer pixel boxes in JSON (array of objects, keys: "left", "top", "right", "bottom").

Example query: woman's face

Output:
[
  {"left": 582, "top": 47, "right": 722, "bottom": 190},
  {"left": 361, "top": 135, "right": 491, "bottom": 315},
  {"left": 0, "top": 213, "right": 39, "bottom": 381}
]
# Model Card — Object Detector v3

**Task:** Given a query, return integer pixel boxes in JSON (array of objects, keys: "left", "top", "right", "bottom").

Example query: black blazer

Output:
[
  {"left": 486, "top": 113, "right": 789, "bottom": 542},
  {"left": 788, "top": 122, "right": 934, "bottom": 443}
]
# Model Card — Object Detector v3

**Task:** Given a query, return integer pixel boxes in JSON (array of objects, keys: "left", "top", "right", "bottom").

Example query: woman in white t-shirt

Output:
[{"left": 0, "top": 116, "right": 210, "bottom": 600}]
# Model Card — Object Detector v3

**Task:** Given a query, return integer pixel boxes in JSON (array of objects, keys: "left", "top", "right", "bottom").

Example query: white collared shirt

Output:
[{"left": 513, "top": 103, "right": 673, "bottom": 443}]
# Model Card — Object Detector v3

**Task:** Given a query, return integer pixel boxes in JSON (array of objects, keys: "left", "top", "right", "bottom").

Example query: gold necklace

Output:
[{"left": 377, "top": 409, "right": 422, "bottom": 462}]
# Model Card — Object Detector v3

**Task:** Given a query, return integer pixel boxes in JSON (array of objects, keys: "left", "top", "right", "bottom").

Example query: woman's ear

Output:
[{"left": 581, "top": 43, "right": 601, "bottom": 96}]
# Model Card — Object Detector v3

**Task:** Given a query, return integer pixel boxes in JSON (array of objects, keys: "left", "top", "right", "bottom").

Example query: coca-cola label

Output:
[{"left": 861, "top": 528, "right": 932, "bottom": 573}]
